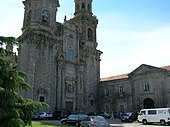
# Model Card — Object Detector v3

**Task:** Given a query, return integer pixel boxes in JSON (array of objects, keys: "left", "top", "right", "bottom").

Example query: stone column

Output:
[{"left": 56, "top": 63, "right": 62, "bottom": 110}]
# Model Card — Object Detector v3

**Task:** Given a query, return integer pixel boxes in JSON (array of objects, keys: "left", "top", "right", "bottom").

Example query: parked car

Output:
[
  {"left": 99, "top": 112, "right": 111, "bottom": 119},
  {"left": 61, "top": 114, "right": 88, "bottom": 126},
  {"left": 138, "top": 108, "right": 170, "bottom": 125},
  {"left": 120, "top": 112, "right": 138, "bottom": 122},
  {"left": 112, "top": 111, "right": 120, "bottom": 118},
  {"left": 32, "top": 113, "right": 41, "bottom": 120},
  {"left": 53, "top": 110, "right": 69, "bottom": 119},
  {"left": 80, "top": 116, "right": 110, "bottom": 127},
  {"left": 39, "top": 112, "right": 53, "bottom": 119},
  {"left": 87, "top": 112, "right": 97, "bottom": 116}
]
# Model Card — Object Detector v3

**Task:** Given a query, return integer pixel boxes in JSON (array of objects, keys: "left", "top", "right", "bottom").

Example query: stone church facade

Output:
[
  {"left": 100, "top": 64, "right": 170, "bottom": 114},
  {"left": 17, "top": 0, "right": 170, "bottom": 115},
  {"left": 17, "top": 0, "right": 102, "bottom": 113}
]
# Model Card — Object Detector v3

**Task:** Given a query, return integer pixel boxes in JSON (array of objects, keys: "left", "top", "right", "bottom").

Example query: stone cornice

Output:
[
  {"left": 71, "top": 13, "right": 98, "bottom": 24},
  {"left": 18, "top": 27, "right": 61, "bottom": 43}
]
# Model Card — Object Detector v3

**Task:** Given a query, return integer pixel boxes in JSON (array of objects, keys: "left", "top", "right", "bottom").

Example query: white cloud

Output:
[{"left": 99, "top": 25, "right": 170, "bottom": 77}]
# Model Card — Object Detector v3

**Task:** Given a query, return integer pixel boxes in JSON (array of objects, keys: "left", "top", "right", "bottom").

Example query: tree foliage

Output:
[{"left": 0, "top": 36, "right": 48, "bottom": 127}]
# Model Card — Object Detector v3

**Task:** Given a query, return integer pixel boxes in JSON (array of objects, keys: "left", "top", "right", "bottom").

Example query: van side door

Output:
[{"left": 147, "top": 110, "right": 157, "bottom": 122}]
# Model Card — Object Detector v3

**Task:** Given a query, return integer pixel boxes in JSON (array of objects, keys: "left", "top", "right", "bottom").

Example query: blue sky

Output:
[{"left": 1, "top": 0, "right": 170, "bottom": 78}]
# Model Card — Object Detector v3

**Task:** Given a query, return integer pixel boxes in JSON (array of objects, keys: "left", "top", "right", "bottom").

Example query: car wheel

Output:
[
  {"left": 75, "top": 123, "right": 79, "bottom": 127},
  {"left": 62, "top": 121, "right": 66, "bottom": 125},
  {"left": 129, "top": 119, "right": 132, "bottom": 122},
  {"left": 160, "top": 120, "right": 166, "bottom": 125},
  {"left": 142, "top": 119, "right": 147, "bottom": 125}
]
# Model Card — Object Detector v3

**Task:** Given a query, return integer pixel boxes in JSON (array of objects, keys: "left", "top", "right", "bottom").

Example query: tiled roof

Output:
[
  {"left": 100, "top": 74, "right": 129, "bottom": 82},
  {"left": 161, "top": 65, "right": 170, "bottom": 70},
  {"left": 101, "top": 65, "right": 170, "bottom": 82}
]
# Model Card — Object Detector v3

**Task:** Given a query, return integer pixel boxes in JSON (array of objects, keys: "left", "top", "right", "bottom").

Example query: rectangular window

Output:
[
  {"left": 67, "top": 48, "right": 74, "bottom": 61},
  {"left": 105, "top": 89, "right": 110, "bottom": 96},
  {"left": 144, "top": 82, "right": 149, "bottom": 92},
  {"left": 120, "top": 105, "right": 124, "bottom": 113},
  {"left": 39, "top": 96, "right": 45, "bottom": 102},
  {"left": 119, "top": 86, "right": 123, "bottom": 95},
  {"left": 91, "top": 100, "right": 94, "bottom": 106},
  {"left": 148, "top": 110, "right": 156, "bottom": 115},
  {"left": 158, "top": 110, "right": 164, "bottom": 114},
  {"left": 158, "top": 110, "right": 166, "bottom": 114}
]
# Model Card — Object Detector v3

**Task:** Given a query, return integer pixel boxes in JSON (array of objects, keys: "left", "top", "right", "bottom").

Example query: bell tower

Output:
[
  {"left": 72, "top": 0, "right": 102, "bottom": 112},
  {"left": 73, "top": 0, "right": 98, "bottom": 48},
  {"left": 18, "top": 0, "right": 60, "bottom": 112},
  {"left": 74, "top": 0, "right": 93, "bottom": 15},
  {"left": 22, "top": 0, "right": 60, "bottom": 32}
]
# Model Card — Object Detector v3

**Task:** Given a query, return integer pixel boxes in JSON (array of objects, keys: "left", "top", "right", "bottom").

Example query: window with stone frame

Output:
[
  {"left": 104, "top": 88, "right": 110, "bottom": 97},
  {"left": 119, "top": 86, "right": 123, "bottom": 96},
  {"left": 42, "top": 9, "right": 50, "bottom": 23},
  {"left": 82, "top": 3, "right": 85, "bottom": 9},
  {"left": 144, "top": 82, "right": 149, "bottom": 92},
  {"left": 90, "top": 99, "right": 94, "bottom": 106},
  {"left": 77, "top": 4, "right": 79, "bottom": 10},
  {"left": 88, "top": 4, "right": 91, "bottom": 12},
  {"left": 88, "top": 28, "right": 93, "bottom": 41},
  {"left": 120, "top": 105, "right": 124, "bottom": 113},
  {"left": 66, "top": 48, "right": 74, "bottom": 61},
  {"left": 105, "top": 105, "right": 109, "bottom": 112},
  {"left": 39, "top": 96, "right": 45, "bottom": 102},
  {"left": 26, "top": 10, "right": 32, "bottom": 24},
  {"left": 66, "top": 83, "right": 74, "bottom": 93}
]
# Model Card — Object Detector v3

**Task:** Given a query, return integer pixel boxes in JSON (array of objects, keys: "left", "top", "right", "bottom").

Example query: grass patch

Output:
[{"left": 25, "top": 121, "right": 74, "bottom": 127}]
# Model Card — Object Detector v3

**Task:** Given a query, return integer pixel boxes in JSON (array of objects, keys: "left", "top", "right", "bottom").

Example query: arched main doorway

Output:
[{"left": 143, "top": 98, "right": 154, "bottom": 109}]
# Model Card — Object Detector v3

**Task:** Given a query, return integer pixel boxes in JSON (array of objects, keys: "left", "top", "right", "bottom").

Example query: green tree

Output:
[{"left": 0, "top": 36, "right": 48, "bottom": 127}]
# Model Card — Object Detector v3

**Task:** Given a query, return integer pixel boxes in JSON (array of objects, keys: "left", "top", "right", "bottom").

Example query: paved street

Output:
[
  {"left": 108, "top": 119, "right": 168, "bottom": 127},
  {"left": 40, "top": 119, "right": 168, "bottom": 127}
]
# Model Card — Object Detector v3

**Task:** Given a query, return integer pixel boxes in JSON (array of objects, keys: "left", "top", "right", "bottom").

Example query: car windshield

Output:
[
  {"left": 124, "top": 112, "right": 132, "bottom": 116},
  {"left": 93, "top": 116, "right": 106, "bottom": 121},
  {"left": 68, "top": 115, "right": 78, "bottom": 120},
  {"left": 68, "top": 114, "right": 88, "bottom": 120},
  {"left": 79, "top": 115, "right": 88, "bottom": 119}
]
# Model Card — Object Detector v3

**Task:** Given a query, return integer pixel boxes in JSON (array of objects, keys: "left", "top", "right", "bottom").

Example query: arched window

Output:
[
  {"left": 77, "top": 4, "right": 79, "bottom": 10},
  {"left": 82, "top": 3, "right": 85, "bottom": 9},
  {"left": 42, "top": 10, "right": 49, "bottom": 23},
  {"left": 88, "top": 4, "right": 91, "bottom": 12},
  {"left": 26, "top": 10, "right": 32, "bottom": 23},
  {"left": 88, "top": 28, "right": 93, "bottom": 41}
]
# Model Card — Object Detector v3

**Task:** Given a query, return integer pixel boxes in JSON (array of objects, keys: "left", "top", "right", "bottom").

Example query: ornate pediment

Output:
[{"left": 129, "top": 64, "right": 166, "bottom": 77}]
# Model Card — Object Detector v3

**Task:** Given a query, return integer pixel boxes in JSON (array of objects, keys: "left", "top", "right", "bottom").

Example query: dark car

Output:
[
  {"left": 53, "top": 110, "right": 69, "bottom": 119},
  {"left": 120, "top": 112, "right": 138, "bottom": 122},
  {"left": 80, "top": 116, "right": 110, "bottom": 127},
  {"left": 61, "top": 114, "right": 88, "bottom": 126},
  {"left": 112, "top": 111, "right": 120, "bottom": 118},
  {"left": 99, "top": 112, "right": 111, "bottom": 119},
  {"left": 32, "top": 113, "right": 41, "bottom": 120}
]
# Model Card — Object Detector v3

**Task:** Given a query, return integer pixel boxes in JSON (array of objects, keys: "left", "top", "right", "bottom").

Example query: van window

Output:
[
  {"left": 148, "top": 110, "right": 156, "bottom": 115},
  {"left": 141, "top": 111, "right": 146, "bottom": 115},
  {"left": 158, "top": 110, "right": 164, "bottom": 114}
]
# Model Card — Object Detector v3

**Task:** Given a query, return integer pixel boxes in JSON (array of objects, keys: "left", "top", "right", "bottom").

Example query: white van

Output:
[{"left": 138, "top": 108, "right": 170, "bottom": 125}]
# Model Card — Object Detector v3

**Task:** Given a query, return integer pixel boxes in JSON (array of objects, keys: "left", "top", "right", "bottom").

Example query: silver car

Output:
[{"left": 80, "top": 116, "right": 110, "bottom": 127}]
